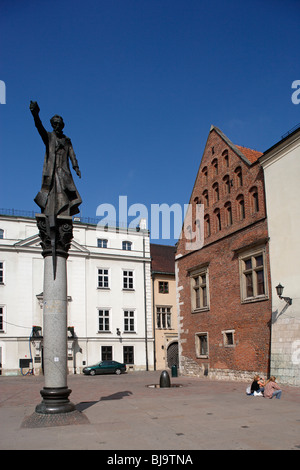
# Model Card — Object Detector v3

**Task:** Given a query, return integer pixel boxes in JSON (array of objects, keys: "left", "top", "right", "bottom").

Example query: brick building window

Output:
[
  {"left": 190, "top": 267, "right": 209, "bottom": 312},
  {"left": 235, "top": 166, "right": 243, "bottom": 187},
  {"left": 212, "top": 158, "right": 218, "bottom": 176},
  {"left": 250, "top": 186, "right": 259, "bottom": 213},
  {"left": 222, "top": 330, "right": 235, "bottom": 347},
  {"left": 202, "top": 190, "right": 209, "bottom": 208},
  {"left": 213, "top": 182, "right": 219, "bottom": 202},
  {"left": 202, "top": 167, "right": 208, "bottom": 184},
  {"left": 222, "top": 149, "right": 229, "bottom": 168},
  {"left": 214, "top": 208, "right": 221, "bottom": 232},
  {"left": 237, "top": 195, "right": 245, "bottom": 220},
  {"left": 195, "top": 332, "right": 208, "bottom": 357},
  {"left": 225, "top": 202, "right": 233, "bottom": 226},
  {"left": 223, "top": 174, "right": 231, "bottom": 195},
  {"left": 204, "top": 215, "right": 210, "bottom": 237},
  {"left": 239, "top": 248, "right": 268, "bottom": 302}
]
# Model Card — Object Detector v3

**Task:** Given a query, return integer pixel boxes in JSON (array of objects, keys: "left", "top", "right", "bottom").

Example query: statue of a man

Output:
[{"left": 30, "top": 101, "right": 82, "bottom": 217}]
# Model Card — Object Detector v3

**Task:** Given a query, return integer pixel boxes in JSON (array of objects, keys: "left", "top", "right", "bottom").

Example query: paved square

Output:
[{"left": 0, "top": 371, "right": 299, "bottom": 450}]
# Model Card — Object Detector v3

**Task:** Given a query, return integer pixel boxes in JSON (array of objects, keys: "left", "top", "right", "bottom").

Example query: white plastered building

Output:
[
  {"left": 0, "top": 213, "right": 153, "bottom": 375},
  {"left": 259, "top": 126, "right": 300, "bottom": 385}
]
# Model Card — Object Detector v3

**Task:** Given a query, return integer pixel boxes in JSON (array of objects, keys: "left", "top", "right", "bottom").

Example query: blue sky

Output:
[{"left": 1, "top": 0, "right": 299, "bottom": 244}]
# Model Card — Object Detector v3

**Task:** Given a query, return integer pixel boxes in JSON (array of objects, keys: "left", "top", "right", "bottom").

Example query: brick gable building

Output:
[{"left": 176, "top": 126, "right": 272, "bottom": 381}]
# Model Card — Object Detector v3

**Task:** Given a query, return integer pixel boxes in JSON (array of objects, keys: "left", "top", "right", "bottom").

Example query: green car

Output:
[{"left": 83, "top": 360, "right": 126, "bottom": 376}]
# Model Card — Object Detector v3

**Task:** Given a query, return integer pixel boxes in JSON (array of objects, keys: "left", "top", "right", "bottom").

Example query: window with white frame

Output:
[
  {"left": 195, "top": 332, "right": 208, "bottom": 357},
  {"left": 97, "top": 238, "right": 108, "bottom": 248},
  {"left": 156, "top": 306, "right": 171, "bottom": 329},
  {"left": 98, "top": 309, "right": 110, "bottom": 332},
  {"left": 97, "top": 268, "right": 109, "bottom": 288},
  {"left": 190, "top": 266, "right": 209, "bottom": 312},
  {"left": 0, "top": 229, "right": 4, "bottom": 239},
  {"left": 122, "top": 241, "right": 132, "bottom": 251},
  {"left": 124, "top": 310, "right": 135, "bottom": 332},
  {"left": 0, "top": 306, "right": 4, "bottom": 331},
  {"left": 239, "top": 247, "right": 268, "bottom": 302},
  {"left": 0, "top": 262, "right": 4, "bottom": 284},
  {"left": 123, "top": 270, "right": 134, "bottom": 290}
]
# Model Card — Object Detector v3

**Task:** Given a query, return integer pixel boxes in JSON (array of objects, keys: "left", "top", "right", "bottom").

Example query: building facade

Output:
[
  {"left": 0, "top": 213, "right": 154, "bottom": 375},
  {"left": 259, "top": 126, "right": 300, "bottom": 386},
  {"left": 176, "top": 126, "right": 272, "bottom": 381},
  {"left": 150, "top": 244, "right": 178, "bottom": 370}
]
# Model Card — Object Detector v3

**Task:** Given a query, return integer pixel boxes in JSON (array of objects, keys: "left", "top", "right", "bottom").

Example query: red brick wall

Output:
[{"left": 176, "top": 127, "right": 272, "bottom": 379}]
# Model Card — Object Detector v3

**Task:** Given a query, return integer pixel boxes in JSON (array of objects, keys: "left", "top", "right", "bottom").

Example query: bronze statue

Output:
[{"left": 30, "top": 101, "right": 82, "bottom": 217}]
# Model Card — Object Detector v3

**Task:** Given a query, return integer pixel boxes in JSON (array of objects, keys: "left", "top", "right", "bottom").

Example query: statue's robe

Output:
[{"left": 33, "top": 116, "right": 82, "bottom": 216}]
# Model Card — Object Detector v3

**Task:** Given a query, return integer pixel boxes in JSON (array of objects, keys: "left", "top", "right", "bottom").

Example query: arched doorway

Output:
[{"left": 167, "top": 341, "right": 178, "bottom": 368}]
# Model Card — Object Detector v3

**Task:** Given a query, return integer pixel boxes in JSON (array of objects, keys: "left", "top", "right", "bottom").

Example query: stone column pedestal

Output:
[{"left": 35, "top": 214, "right": 75, "bottom": 415}]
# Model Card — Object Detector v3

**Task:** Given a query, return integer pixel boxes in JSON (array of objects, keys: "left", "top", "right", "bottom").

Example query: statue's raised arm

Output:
[{"left": 30, "top": 100, "right": 48, "bottom": 146}]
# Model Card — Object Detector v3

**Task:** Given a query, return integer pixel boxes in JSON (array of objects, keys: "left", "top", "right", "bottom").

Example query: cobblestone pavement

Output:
[{"left": 0, "top": 371, "right": 299, "bottom": 450}]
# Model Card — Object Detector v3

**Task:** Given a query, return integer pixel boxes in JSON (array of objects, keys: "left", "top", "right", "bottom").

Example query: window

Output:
[
  {"left": 98, "top": 268, "right": 109, "bottom": 288},
  {"left": 0, "top": 306, "right": 4, "bottom": 331},
  {"left": 123, "top": 346, "right": 134, "bottom": 364},
  {"left": 102, "top": 346, "right": 112, "bottom": 360},
  {"left": 202, "top": 190, "right": 209, "bottom": 208},
  {"left": 124, "top": 310, "right": 135, "bottom": 332},
  {"left": 212, "top": 182, "right": 219, "bottom": 202},
  {"left": 98, "top": 309, "right": 110, "bottom": 332},
  {"left": 223, "top": 330, "right": 235, "bottom": 347},
  {"left": 239, "top": 249, "right": 268, "bottom": 302},
  {"left": 0, "top": 262, "right": 4, "bottom": 284},
  {"left": 97, "top": 239, "right": 108, "bottom": 248},
  {"left": 212, "top": 158, "right": 218, "bottom": 176},
  {"left": 0, "top": 229, "right": 4, "bottom": 239},
  {"left": 123, "top": 270, "right": 134, "bottom": 289},
  {"left": 235, "top": 166, "right": 243, "bottom": 187},
  {"left": 250, "top": 186, "right": 259, "bottom": 213},
  {"left": 237, "top": 195, "right": 245, "bottom": 220},
  {"left": 214, "top": 208, "right": 221, "bottom": 232},
  {"left": 156, "top": 307, "right": 171, "bottom": 329},
  {"left": 204, "top": 215, "right": 210, "bottom": 237},
  {"left": 190, "top": 267, "right": 209, "bottom": 311},
  {"left": 202, "top": 167, "right": 208, "bottom": 184},
  {"left": 122, "top": 241, "right": 132, "bottom": 251},
  {"left": 222, "top": 150, "right": 229, "bottom": 168},
  {"left": 225, "top": 202, "right": 232, "bottom": 226},
  {"left": 223, "top": 175, "right": 231, "bottom": 195},
  {"left": 159, "top": 281, "right": 169, "bottom": 293},
  {"left": 195, "top": 332, "right": 208, "bottom": 357}
]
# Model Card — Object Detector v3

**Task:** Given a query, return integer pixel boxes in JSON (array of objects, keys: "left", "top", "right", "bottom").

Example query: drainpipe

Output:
[
  {"left": 152, "top": 274, "right": 157, "bottom": 371},
  {"left": 143, "top": 235, "right": 149, "bottom": 371}
]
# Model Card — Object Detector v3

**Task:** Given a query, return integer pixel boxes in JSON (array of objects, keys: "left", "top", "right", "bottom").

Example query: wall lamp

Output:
[
  {"left": 116, "top": 328, "right": 121, "bottom": 336},
  {"left": 275, "top": 283, "right": 292, "bottom": 305}
]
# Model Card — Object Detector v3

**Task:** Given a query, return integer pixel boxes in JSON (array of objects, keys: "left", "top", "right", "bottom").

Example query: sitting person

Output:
[
  {"left": 250, "top": 375, "right": 265, "bottom": 394},
  {"left": 263, "top": 376, "right": 282, "bottom": 399}
]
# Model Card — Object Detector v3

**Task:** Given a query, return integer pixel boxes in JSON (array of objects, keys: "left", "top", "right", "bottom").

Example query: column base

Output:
[{"left": 35, "top": 387, "right": 76, "bottom": 414}]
